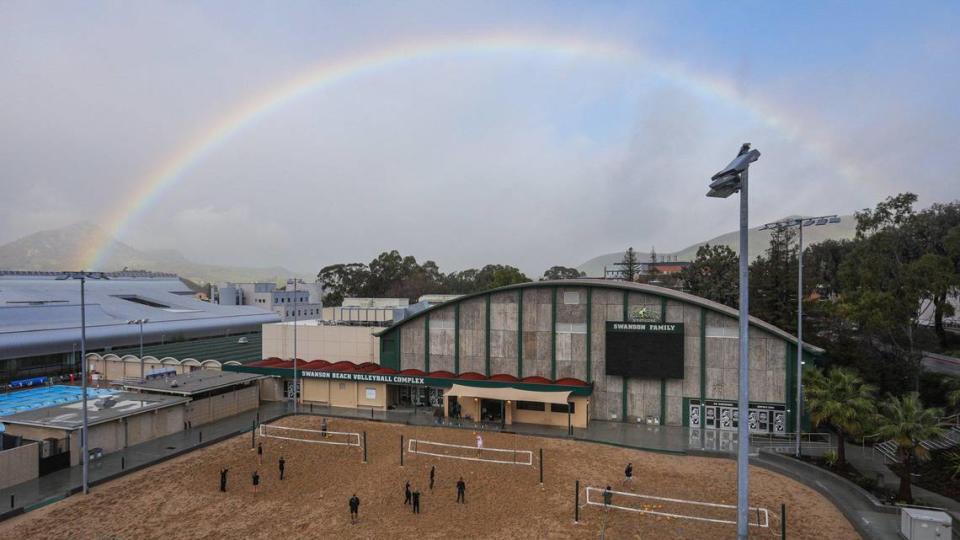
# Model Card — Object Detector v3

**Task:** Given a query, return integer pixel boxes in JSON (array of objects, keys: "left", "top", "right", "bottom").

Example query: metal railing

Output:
[{"left": 750, "top": 432, "right": 832, "bottom": 452}]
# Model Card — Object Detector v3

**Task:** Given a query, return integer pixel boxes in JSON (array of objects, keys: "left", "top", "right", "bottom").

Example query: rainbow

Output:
[{"left": 83, "top": 31, "right": 862, "bottom": 270}]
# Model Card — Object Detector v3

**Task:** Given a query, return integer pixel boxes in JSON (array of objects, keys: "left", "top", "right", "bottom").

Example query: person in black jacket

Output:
[
  {"left": 429, "top": 465, "right": 435, "bottom": 490},
  {"left": 404, "top": 481, "right": 412, "bottom": 505},
  {"left": 219, "top": 468, "right": 229, "bottom": 492},
  {"left": 411, "top": 487, "right": 421, "bottom": 514},
  {"left": 278, "top": 456, "right": 286, "bottom": 480},
  {"left": 252, "top": 471, "right": 260, "bottom": 494},
  {"left": 349, "top": 494, "right": 360, "bottom": 524},
  {"left": 456, "top": 477, "right": 466, "bottom": 504}
]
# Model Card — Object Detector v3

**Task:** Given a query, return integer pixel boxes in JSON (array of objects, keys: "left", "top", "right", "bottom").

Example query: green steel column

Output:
[
  {"left": 485, "top": 295, "right": 491, "bottom": 376},
  {"left": 660, "top": 296, "right": 668, "bottom": 423},
  {"left": 585, "top": 288, "right": 593, "bottom": 383},
  {"left": 424, "top": 316, "right": 430, "bottom": 373},
  {"left": 454, "top": 303, "right": 460, "bottom": 374},
  {"left": 699, "top": 308, "right": 706, "bottom": 423},
  {"left": 551, "top": 286, "right": 558, "bottom": 381},
  {"left": 621, "top": 289, "right": 629, "bottom": 422},
  {"left": 786, "top": 343, "right": 797, "bottom": 434},
  {"left": 517, "top": 289, "right": 524, "bottom": 378},
  {"left": 398, "top": 327, "right": 403, "bottom": 371}
]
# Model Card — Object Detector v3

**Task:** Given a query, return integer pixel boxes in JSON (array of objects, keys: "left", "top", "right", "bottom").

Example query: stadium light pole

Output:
[
  {"left": 761, "top": 215, "right": 841, "bottom": 457},
  {"left": 707, "top": 143, "right": 760, "bottom": 540},
  {"left": 58, "top": 271, "right": 110, "bottom": 495},
  {"left": 288, "top": 278, "right": 299, "bottom": 414},
  {"left": 127, "top": 318, "right": 149, "bottom": 380}
]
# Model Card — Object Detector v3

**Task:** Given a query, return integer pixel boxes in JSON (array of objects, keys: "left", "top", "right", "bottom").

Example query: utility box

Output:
[{"left": 899, "top": 507, "right": 952, "bottom": 539}]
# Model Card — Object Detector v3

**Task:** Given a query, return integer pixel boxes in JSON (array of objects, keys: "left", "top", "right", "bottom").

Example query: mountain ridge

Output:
[
  {"left": 577, "top": 214, "right": 858, "bottom": 277},
  {"left": 0, "top": 222, "right": 308, "bottom": 284}
]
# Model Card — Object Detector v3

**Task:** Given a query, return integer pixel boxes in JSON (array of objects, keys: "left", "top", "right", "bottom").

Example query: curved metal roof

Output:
[
  {"left": 375, "top": 279, "right": 823, "bottom": 354},
  {"left": 0, "top": 276, "right": 279, "bottom": 359}
]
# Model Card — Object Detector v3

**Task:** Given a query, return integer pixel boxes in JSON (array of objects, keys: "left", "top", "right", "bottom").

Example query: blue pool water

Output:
[{"left": 0, "top": 385, "right": 117, "bottom": 417}]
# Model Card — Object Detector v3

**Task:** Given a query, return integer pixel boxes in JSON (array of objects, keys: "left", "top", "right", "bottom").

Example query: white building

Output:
[{"left": 212, "top": 280, "right": 323, "bottom": 321}]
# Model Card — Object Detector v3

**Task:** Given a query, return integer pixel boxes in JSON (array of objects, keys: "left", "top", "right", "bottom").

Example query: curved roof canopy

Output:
[{"left": 375, "top": 279, "right": 823, "bottom": 354}]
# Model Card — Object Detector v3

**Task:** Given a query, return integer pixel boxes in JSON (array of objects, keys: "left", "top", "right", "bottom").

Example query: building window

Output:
[
  {"left": 706, "top": 324, "right": 738, "bottom": 338},
  {"left": 516, "top": 401, "right": 545, "bottom": 411},
  {"left": 432, "top": 319, "right": 454, "bottom": 330},
  {"left": 551, "top": 402, "right": 575, "bottom": 414},
  {"left": 563, "top": 291, "right": 580, "bottom": 305},
  {"left": 365, "top": 387, "right": 376, "bottom": 400},
  {"left": 556, "top": 322, "right": 586, "bottom": 334}
]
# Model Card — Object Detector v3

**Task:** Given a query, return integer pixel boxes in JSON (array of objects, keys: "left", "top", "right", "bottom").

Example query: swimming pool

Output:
[{"left": 0, "top": 385, "right": 117, "bottom": 417}]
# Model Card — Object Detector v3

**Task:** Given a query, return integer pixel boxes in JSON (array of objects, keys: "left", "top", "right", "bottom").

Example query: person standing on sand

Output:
[
  {"left": 321, "top": 418, "right": 328, "bottom": 438},
  {"left": 475, "top": 433, "right": 483, "bottom": 458},
  {"left": 349, "top": 494, "right": 360, "bottom": 524},
  {"left": 279, "top": 456, "right": 286, "bottom": 480},
  {"left": 429, "top": 465, "right": 435, "bottom": 490},
  {"left": 411, "top": 487, "right": 421, "bottom": 514},
  {"left": 603, "top": 486, "right": 613, "bottom": 509},
  {"left": 456, "top": 477, "right": 466, "bottom": 504},
  {"left": 624, "top": 463, "right": 633, "bottom": 485},
  {"left": 252, "top": 471, "right": 260, "bottom": 494},
  {"left": 257, "top": 442, "right": 263, "bottom": 465},
  {"left": 404, "top": 481, "right": 412, "bottom": 505},
  {"left": 219, "top": 468, "right": 229, "bottom": 492}
]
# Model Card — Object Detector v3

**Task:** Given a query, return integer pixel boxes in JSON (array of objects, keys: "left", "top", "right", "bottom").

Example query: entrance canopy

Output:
[{"left": 445, "top": 383, "right": 571, "bottom": 405}]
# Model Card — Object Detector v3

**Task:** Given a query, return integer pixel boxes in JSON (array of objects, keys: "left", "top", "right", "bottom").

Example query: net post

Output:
[
  {"left": 251, "top": 421, "right": 256, "bottom": 448},
  {"left": 539, "top": 448, "right": 544, "bottom": 485},
  {"left": 781, "top": 503, "right": 786, "bottom": 539},
  {"left": 756, "top": 507, "right": 761, "bottom": 528},
  {"left": 400, "top": 435, "right": 404, "bottom": 467},
  {"left": 575, "top": 479, "right": 580, "bottom": 523}
]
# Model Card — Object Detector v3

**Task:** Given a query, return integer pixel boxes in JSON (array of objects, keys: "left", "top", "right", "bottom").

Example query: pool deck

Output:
[{"left": 0, "top": 385, "right": 116, "bottom": 417}]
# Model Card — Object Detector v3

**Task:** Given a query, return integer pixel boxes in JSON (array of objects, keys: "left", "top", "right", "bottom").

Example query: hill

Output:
[
  {"left": 0, "top": 222, "right": 307, "bottom": 284},
  {"left": 577, "top": 215, "right": 857, "bottom": 277}
]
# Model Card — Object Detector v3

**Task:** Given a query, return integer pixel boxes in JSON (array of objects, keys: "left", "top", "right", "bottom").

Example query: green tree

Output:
[
  {"left": 616, "top": 247, "right": 642, "bottom": 282},
  {"left": 839, "top": 193, "right": 929, "bottom": 388},
  {"left": 804, "top": 366, "right": 877, "bottom": 465},
  {"left": 803, "top": 239, "right": 854, "bottom": 300},
  {"left": 680, "top": 244, "right": 739, "bottom": 308},
  {"left": 541, "top": 266, "right": 585, "bottom": 281},
  {"left": 750, "top": 225, "right": 799, "bottom": 332},
  {"left": 874, "top": 393, "right": 945, "bottom": 502},
  {"left": 909, "top": 203, "right": 960, "bottom": 348},
  {"left": 317, "top": 262, "right": 370, "bottom": 306}
]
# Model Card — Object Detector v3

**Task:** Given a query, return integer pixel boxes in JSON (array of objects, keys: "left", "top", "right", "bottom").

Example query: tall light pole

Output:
[
  {"left": 761, "top": 215, "right": 840, "bottom": 457},
  {"left": 708, "top": 143, "right": 760, "bottom": 540},
  {"left": 58, "top": 271, "right": 110, "bottom": 495},
  {"left": 288, "top": 278, "right": 299, "bottom": 414},
  {"left": 127, "top": 318, "right": 149, "bottom": 380}
]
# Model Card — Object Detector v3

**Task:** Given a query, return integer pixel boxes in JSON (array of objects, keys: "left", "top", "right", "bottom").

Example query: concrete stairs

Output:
[{"left": 875, "top": 425, "right": 960, "bottom": 463}]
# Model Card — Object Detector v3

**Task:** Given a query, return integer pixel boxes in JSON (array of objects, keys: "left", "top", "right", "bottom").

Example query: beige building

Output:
[
  {"left": 1, "top": 392, "right": 189, "bottom": 468},
  {"left": 262, "top": 322, "right": 384, "bottom": 363},
  {"left": 122, "top": 370, "right": 265, "bottom": 428}
]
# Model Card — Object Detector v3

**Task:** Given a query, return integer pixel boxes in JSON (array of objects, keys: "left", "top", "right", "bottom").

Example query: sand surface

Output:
[{"left": 1, "top": 416, "right": 859, "bottom": 539}]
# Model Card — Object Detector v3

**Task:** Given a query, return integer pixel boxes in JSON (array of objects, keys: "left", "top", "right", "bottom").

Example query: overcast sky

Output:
[{"left": 1, "top": 1, "right": 958, "bottom": 276}]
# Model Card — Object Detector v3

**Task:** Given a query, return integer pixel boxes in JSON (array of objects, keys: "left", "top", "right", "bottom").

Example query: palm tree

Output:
[
  {"left": 803, "top": 366, "right": 876, "bottom": 465},
  {"left": 875, "top": 392, "right": 944, "bottom": 503}
]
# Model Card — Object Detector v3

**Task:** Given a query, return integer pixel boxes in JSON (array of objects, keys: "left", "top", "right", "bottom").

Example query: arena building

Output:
[
  {"left": 0, "top": 271, "right": 279, "bottom": 383},
  {"left": 373, "top": 279, "right": 820, "bottom": 433},
  {"left": 228, "top": 280, "right": 820, "bottom": 433}
]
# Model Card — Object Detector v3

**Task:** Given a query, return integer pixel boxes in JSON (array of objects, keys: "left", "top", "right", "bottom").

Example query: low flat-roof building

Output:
[
  {"left": 122, "top": 369, "right": 266, "bottom": 428},
  {"left": 1, "top": 391, "right": 189, "bottom": 468}
]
